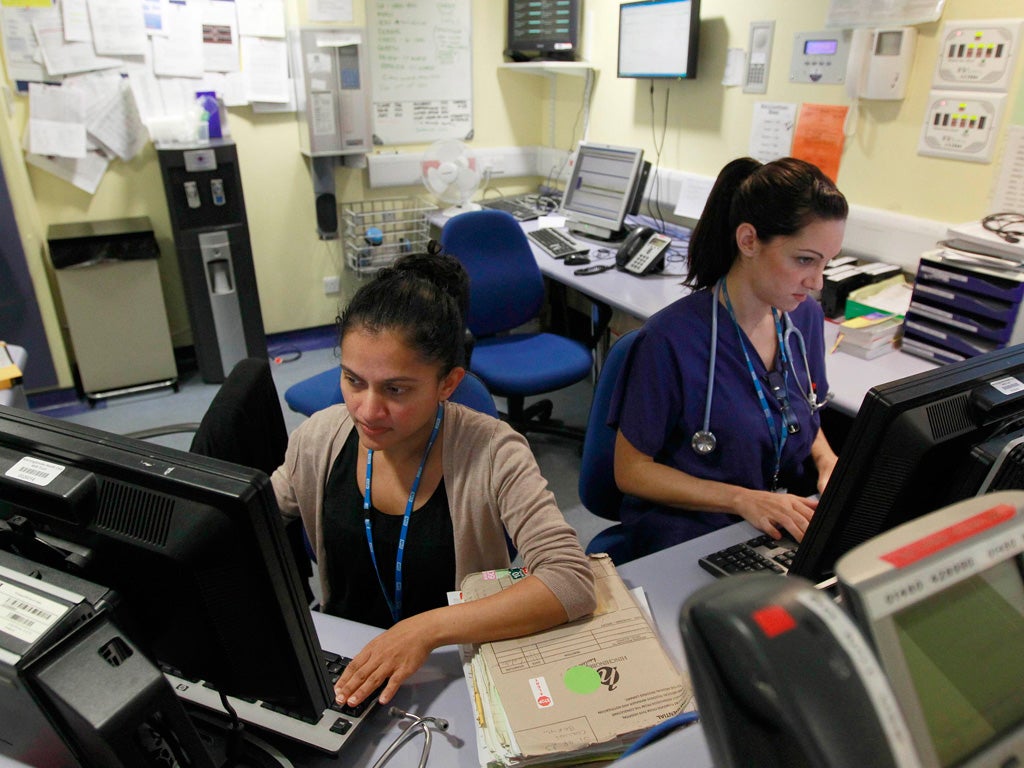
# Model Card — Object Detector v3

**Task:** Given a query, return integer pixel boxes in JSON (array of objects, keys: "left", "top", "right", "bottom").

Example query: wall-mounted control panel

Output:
[
  {"left": 744, "top": 21, "right": 775, "bottom": 94},
  {"left": 932, "top": 19, "right": 1022, "bottom": 92},
  {"left": 289, "top": 27, "right": 372, "bottom": 156},
  {"left": 917, "top": 90, "right": 1006, "bottom": 163},
  {"left": 790, "top": 29, "right": 851, "bottom": 84}
]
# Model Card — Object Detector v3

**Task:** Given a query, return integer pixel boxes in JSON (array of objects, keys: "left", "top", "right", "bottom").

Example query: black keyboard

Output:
[
  {"left": 163, "top": 650, "right": 380, "bottom": 754},
  {"left": 527, "top": 227, "right": 590, "bottom": 259},
  {"left": 698, "top": 534, "right": 798, "bottom": 578},
  {"left": 483, "top": 196, "right": 543, "bottom": 221}
]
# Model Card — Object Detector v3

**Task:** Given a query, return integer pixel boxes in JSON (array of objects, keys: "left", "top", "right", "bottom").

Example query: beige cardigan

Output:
[{"left": 271, "top": 402, "right": 596, "bottom": 621}]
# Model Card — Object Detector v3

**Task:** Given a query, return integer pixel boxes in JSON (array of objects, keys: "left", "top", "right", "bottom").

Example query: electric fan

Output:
[{"left": 420, "top": 140, "right": 483, "bottom": 217}]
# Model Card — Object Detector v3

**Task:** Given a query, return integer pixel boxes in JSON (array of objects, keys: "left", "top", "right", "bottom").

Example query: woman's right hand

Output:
[{"left": 733, "top": 489, "right": 817, "bottom": 542}]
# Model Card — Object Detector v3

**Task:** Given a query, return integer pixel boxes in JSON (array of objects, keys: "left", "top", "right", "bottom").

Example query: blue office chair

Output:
[
  {"left": 283, "top": 365, "right": 499, "bottom": 419},
  {"left": 580, "top": 330, "right": 639, "bottom": 565},
  {"left": 440, "top": 209, "right": 594, "bottom": 439}
]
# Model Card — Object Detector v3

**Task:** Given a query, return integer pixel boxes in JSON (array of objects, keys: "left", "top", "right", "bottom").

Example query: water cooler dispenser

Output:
[{"left": 157, "top": 140, "right": 266, "bottom": 383}]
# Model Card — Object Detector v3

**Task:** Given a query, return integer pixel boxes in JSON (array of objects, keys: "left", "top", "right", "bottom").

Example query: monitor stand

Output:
[{"left": 568, "top": 221, "right": 630, "bottom": 243}]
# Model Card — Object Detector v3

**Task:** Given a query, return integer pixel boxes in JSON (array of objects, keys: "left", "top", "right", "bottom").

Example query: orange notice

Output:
[{"left": 791, "top": 103, "right": 848, "bottom": 183}]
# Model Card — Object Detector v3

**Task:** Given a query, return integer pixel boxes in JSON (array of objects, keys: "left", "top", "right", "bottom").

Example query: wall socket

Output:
[
  {"left": 323, "top": 275, "right": 340, "bottom": 295},
  {"left": 917, "top": 90, "right": 1006, "bottom": 163}
]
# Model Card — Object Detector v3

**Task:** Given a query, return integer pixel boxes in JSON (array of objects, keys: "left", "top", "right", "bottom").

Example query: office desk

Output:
[
  {"left": 511, "top": 219, "right": 937, "bottom": 418},
  {"left": 434, "top": 210, "right": 936, "bottom": 420},
  {"left": 519, "top": 219, "right": 689, "bottom": 320},
  {"left": 0, "top": 524, "right": 757, "bottom": 768}
]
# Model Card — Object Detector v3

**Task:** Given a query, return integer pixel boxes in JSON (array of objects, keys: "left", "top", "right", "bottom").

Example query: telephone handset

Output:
[
  {"left": 679, "top": 574, "right": 919, "bottom": 768},
  {"left": 615, "top": 226, "right": 671, "bottom": 276}
]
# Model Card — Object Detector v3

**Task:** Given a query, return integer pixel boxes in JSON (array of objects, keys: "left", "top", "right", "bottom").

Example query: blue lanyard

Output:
[
  {"left": 363, "top": 402, "right": 444, "bottom": 623},
  {"left": 720, "top": 280, "right": 790, "bottom": 491}
]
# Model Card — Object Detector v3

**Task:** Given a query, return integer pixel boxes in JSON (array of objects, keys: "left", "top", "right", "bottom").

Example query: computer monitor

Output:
[
  {"left": 506, "top": 0, "right": 581, "bottom": 62},
  {"left": 789, "top": 342, "right": 1024, "bottom": 585},
  {"left": 618, "top": 0, "right": 701, "bottom": 80},
  {"left": 560, "top": 142, "right": 649, "bottom": 241},
  {"left": 0, "top": 406, "right": 332, "bottom": 722}
]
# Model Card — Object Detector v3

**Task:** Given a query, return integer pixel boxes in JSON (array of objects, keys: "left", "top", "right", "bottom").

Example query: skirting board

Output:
[{"left": 367, "top": 146, "right": 948, "bottom": 271}]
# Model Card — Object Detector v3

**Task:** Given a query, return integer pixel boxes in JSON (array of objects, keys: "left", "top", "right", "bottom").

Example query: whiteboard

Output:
[{"left": 367, "top": 0, "right": 473, "bottom": 145}]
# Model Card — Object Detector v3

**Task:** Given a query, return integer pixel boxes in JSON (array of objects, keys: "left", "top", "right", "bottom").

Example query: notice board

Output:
[{"left": 368, "top": 0, "right": 473, "bottom": 145}]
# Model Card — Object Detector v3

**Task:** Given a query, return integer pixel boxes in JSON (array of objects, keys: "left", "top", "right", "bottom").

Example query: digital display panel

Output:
[{"left": 804, "top": 38, "right": 839, "bottom": 56}]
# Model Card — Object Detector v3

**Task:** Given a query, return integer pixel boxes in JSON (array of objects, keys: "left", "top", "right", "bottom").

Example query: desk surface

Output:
[
  {"left": 513, "top": 218, "right": 937, "bottom": 418},
  {"left": 0, "top": 524, "right": 760, "bottom": 768}
]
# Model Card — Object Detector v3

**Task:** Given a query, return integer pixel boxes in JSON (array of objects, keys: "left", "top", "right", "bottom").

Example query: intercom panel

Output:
[
  {"left": 790, "top": 29, "right": 851, "bottom": 84},
  {"left": 932, "top": 19, "right": 1022, "bottom": 92},
  {"left": 743, "top": 21, "right": 775, "bottom": 94},
  {"left": 861, "top": 27, "right": 917, "bottom": 100}
]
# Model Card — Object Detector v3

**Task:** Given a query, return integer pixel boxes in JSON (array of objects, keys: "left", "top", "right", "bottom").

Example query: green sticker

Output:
[{"left": 563, "top": 665, "right": 601, "bottom": 694}]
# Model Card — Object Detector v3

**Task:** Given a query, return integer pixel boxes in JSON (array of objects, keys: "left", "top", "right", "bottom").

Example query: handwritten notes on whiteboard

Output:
[{"left": 368, "top": 0, "right": 473, "bottom": 145}]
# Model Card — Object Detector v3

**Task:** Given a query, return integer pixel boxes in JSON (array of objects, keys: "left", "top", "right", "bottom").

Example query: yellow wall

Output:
[{"left": 2, "top": 0, "right": 1022, "bottom": 390}]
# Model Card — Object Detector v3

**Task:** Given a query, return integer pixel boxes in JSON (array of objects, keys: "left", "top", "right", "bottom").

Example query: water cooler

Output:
[{"left": 157, "top": 140, "right": 266, "bottom": 383}]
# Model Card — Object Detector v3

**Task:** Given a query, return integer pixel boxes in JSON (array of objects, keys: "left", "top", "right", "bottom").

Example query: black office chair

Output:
[
  {"left": 440, "top": 209, "right": 596, "bottom": 440},
  {"left": 129, "top": 357, "right": 314, "bottom": 605}
]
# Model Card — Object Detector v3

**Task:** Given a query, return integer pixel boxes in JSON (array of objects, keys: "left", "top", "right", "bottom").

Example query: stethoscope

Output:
[{"left": 691, "top": 280, "right": 832, "bottom": 457}]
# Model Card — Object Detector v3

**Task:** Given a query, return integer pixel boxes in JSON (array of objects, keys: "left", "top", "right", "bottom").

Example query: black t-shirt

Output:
[{"left": 321, "top": 430, "right": 456, "bottom": 628}]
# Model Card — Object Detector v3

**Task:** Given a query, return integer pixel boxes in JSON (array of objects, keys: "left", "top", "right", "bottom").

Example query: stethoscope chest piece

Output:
[{"left": 691, "top": 430, "right": 717, "bottom": 455}]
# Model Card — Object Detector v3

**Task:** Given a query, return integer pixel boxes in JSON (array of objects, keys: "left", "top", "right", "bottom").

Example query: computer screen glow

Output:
[
  {"left": 560, "top": 142, "right": 645, "bottom": 240},
  {"left": 618, "top": 0, "right": 700, "bottom": 79}
]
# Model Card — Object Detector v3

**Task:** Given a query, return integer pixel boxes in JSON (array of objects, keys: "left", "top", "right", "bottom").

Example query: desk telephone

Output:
[
  {"left": 616, "top": 226, "right": 671, "bottom": 275},
  {"left": 680, "top": 492, "right": 1024, "bottom": 768}
]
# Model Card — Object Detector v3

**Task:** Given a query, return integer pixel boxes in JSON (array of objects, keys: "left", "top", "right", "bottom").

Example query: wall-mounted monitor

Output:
[
  {"left": 618, "top": 0, "right": 701, "bottom": 79},
  {"left": 560, "top": 142, "right": 649, "bottom": 242},
  {"left": 506, "top": 0, "right": 581, "bottom": 62}
]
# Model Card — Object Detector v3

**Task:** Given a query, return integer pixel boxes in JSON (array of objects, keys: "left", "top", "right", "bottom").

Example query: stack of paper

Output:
[
  {"left": 454, "top": 555, "right": 694, "bottom": 767},
  {"left": 834, "top": 312, "right": 903, "bottom": 360}
]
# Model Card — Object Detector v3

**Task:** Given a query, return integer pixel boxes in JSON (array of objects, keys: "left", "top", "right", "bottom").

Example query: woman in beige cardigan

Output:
[{"left": 272, "top": 248, "right": 596, "bottom": 710}]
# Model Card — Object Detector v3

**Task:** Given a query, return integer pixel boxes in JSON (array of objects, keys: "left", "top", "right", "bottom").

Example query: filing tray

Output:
[{"left": 902, "top": 249, "right": 1024, "bottom": 363}]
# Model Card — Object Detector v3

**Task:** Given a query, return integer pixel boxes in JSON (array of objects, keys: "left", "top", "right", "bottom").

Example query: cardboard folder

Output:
[{"left": 458, "top": 555, "right": 693, "bottom": 766}]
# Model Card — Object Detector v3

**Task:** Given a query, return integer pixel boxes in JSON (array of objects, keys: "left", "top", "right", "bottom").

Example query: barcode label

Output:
[
  {"left": 0, "top": 580, "right": 69, "bottom": 644},
  {"left": 5, "top": 456, "right": 65, "bottom": 487}
]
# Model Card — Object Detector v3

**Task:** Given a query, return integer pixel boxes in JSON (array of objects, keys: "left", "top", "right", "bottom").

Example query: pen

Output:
[{"left": 831, "top": 333, "right": 844, "bottom": 354}]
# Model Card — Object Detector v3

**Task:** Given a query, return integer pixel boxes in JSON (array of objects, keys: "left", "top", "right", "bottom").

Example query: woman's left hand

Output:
[{"left": 334, "top": 615, "right": 436, "bottom": 708}]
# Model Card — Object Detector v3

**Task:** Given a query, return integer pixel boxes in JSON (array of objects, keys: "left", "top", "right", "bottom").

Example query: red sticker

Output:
[
  {"left": 881, "top": 504, "right": 1015, "bottom": 568},
  {"left": 752, "top": 604, "right": 797, "bottom": 638}
]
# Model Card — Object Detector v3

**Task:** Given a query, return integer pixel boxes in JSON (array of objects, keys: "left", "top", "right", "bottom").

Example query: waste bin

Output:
[{"left": 48, "top": 217, "right": 178, "bottom": 402}]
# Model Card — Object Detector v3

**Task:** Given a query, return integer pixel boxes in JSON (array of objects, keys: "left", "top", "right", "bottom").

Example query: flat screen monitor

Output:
[
  {"left": 789, "top": 342, "right": 1024, "bottom": 585},
  {"left": 506, "top": 0, "right": 580, "bottom": 61},
  {"left": 560, "top": 142, "right": 647, "bottom": 241},
  {"left": 618, "top": 0, "right": 701, "bottom": 79},
  {"left": 0, "top": 406, "right": 332, "bottom": 722}
]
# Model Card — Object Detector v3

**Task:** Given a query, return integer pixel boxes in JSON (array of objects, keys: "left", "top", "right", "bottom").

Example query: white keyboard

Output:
[
  {"left": 527, "top": 227, "right": 590, "bottom": 259},
  {"left": 163, "top": 650, "right": 378, "bottom": 755}
]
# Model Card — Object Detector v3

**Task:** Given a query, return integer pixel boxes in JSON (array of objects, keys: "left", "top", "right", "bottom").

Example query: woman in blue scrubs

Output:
[{"left": 608, "top": 157, "right": 848, "bottom": 558}]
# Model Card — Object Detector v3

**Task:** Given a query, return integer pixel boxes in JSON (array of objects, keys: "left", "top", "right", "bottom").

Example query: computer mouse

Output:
[{"left": 563, "top": 255, "right": 591, "bottom": 266}]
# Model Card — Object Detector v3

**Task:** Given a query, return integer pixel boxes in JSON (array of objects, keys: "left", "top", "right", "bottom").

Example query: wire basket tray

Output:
[{"left": 343, "top": 197, "right": 437, "bottom": 276}]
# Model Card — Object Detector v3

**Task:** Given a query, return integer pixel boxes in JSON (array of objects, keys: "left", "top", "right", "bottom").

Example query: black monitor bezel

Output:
[
  {"left": 617, "top": 0, "right": 701, "bottom": 80},
  {"left": 0, "top": 405, "right": 331, "bottom": 719},
  {"left": 506, "top": 0, "right": 581, "bottom": 61},
  {"left": 790, "top": 343, "right": 1024, "bottom": 585}
]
